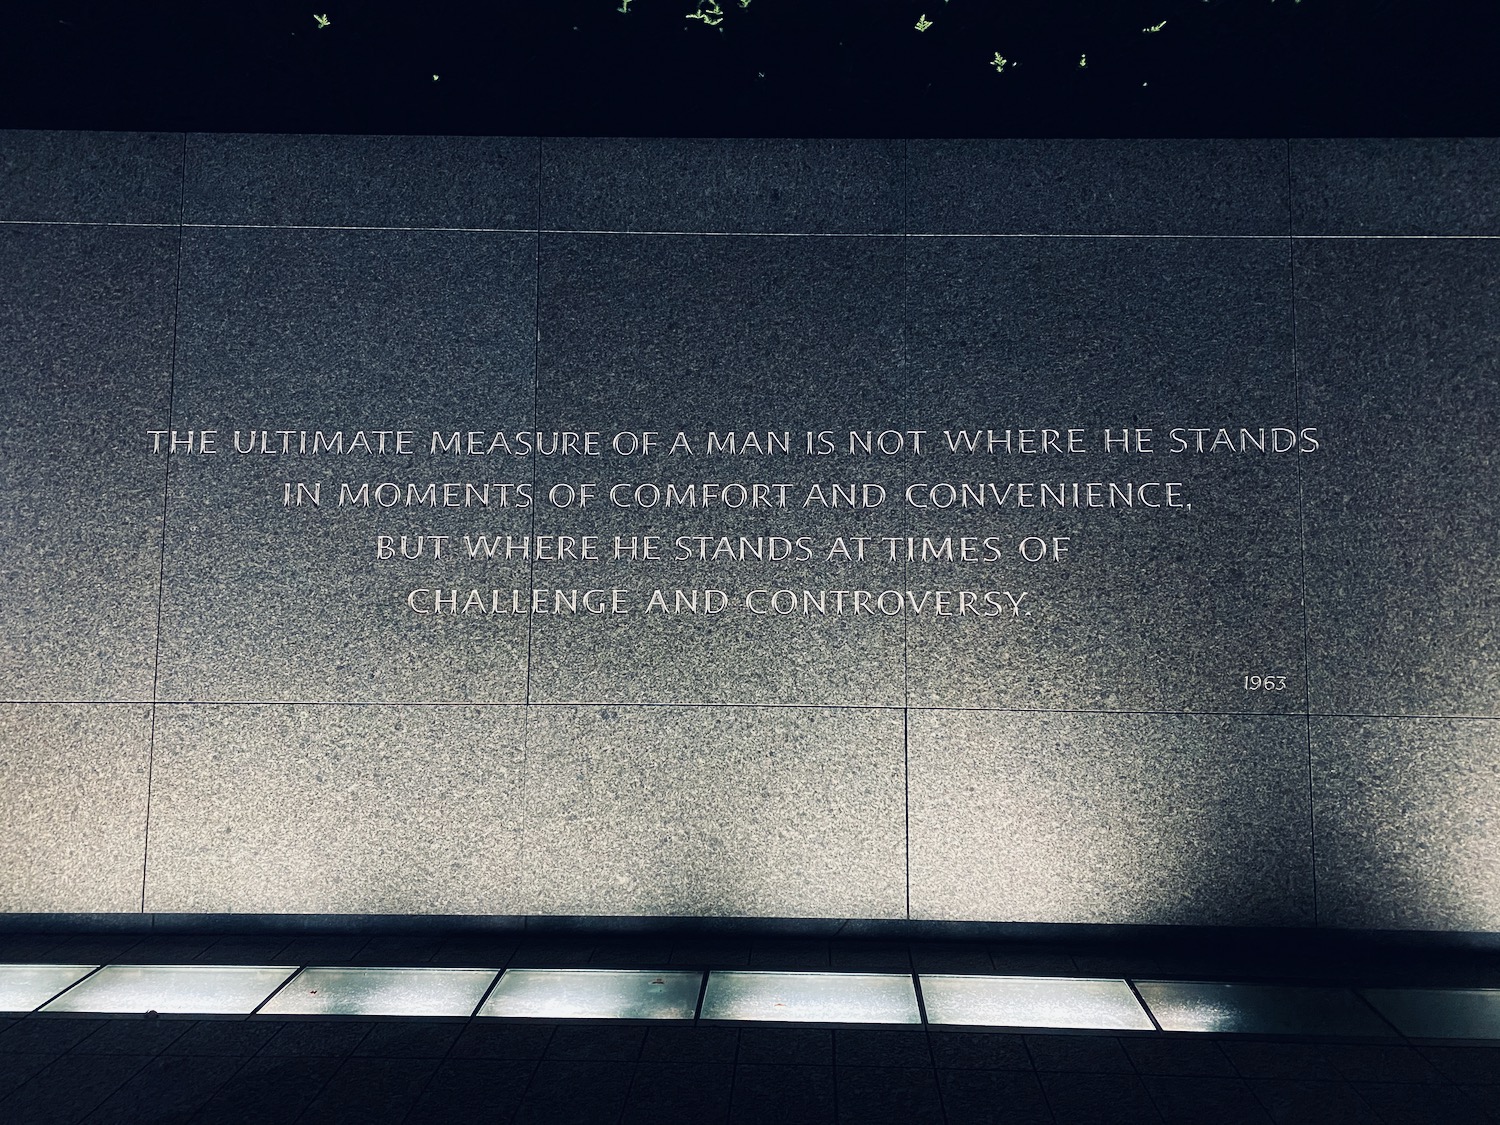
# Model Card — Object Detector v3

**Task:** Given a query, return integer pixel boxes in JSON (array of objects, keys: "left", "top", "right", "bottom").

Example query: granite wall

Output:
[{"left": 1, "top": 132, "right": 1496, "bottom": 931}]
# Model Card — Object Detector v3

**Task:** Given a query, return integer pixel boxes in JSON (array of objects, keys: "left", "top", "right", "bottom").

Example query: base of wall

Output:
[{"left": 4, "top": 912, "right": 1500, "bottom": 951}]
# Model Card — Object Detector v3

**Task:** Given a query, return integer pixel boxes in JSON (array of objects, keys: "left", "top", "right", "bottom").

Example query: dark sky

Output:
[{"left": 1, "top": 0, "right": 1495, "bottom": 137}]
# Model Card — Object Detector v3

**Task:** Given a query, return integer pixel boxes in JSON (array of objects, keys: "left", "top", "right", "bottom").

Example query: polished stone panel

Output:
[
  {"left": 528, "top": 231, "right": 908, "bottom": 705},
  {"left": 144, "top": 705, "right": 527, "bottom": 914},
  {"left": 1311, "top": 716, "right": 1500, "bottom": 931},
  {"left": 905, "top": 235, "right": 1303, "bottom": 714},
  {"left": 41, "top": 965, "right": 296, "bottom": 1016},
  {"left": 1137, "top": 981, "right": 1395, "bottom": 1037},
  {"left": 906, "top": 233, "right": 1296, "bottom": 452},
  {"left": 259, "top": 967, "right": 497, "bottom": 1017},
  {"left": 1363, "top": 988, "right": 1500, "bottom": 1040},
  {"left": 909, "top": 710, "right": 1314, "bottom": 926},
  {"left": 541, "top": 138, "right": 902, "bottom": 233},
  {"left": 908, "top": 139, "right": 1288, "bottom": 234},
  {"left": 0, "top": 130, "right": 182, "bottom": 224},
  {"left": 0, "top": 225, "right": 176, "bottom": 701},
  {"left": 920, "top": 975, "right": 1153, "bottom": 1031},
  {"left": 184, "top": 133, "right": 538, "bottom": 229},
  {"left": 525, "top": 466, "right": 907, "bottom": 706},
  {"left": 0, "top": 965, "right": 97, "bottom": 1014},
  {"left": 520, "top": 706, "right": 906, "bottom": 919},
  {"left": 536, "top": 231, "right": 904, "bottom": 432},
  {"left": 156, "top": 226, "right": 536, "bottom": 703},
  {"left": 1297, "top": 239, "right": 1500, "bottom": 717},
  {"left": 479, "top": 970, "right": 702, "bottom": 1021},
  {"left": 0, "top": 704, "right": 152, "bottom": 913},
  {"left": 7, "top": 130, "right": 1500, "bottom": 936},
  {"left": 701, "top": 972, "right": 920, "bottom": 1025},
  {"left": 1291, "top": 139, "right": 1500, "bottom": 235}
]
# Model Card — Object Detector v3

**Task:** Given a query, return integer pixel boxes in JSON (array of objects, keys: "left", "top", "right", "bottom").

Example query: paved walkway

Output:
[{"left": 2, "top": 929, "right": 1499, "bottom": 1123}]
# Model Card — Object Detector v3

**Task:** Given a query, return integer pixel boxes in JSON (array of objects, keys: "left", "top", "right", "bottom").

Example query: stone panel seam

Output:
[
  {"left": 139, "top": 131, "right": 190, "bottom": 915},
  {"left": 78, "top": 699, "right": 1496, "bottom": 719},
  {"left": 516, "top": 135, "right": 544, "bottom": 917},
  {"left": 0, "top": 219, "right": 178, "bottom": 228},
  {"left": 1286, "top": 136, "right": 1320, "bottom": 928},
  {"left": 526, "top": 134, "right": 542, "bottom": 711},
  {"left": 902, "top": 136, "right": 913, "bottom": 922},
  {"left": 6, "top": 219, "right": 1500, "bottom": 240}
]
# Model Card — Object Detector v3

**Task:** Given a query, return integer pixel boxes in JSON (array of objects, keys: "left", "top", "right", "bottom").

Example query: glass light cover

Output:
[
  {"left": 478, "top": 968, "right": 702, "bottom": 1020},
  {"left": 920, "top": 974, "right": 1154, "bottom": 1031},
  {"left": 39, "top": 965, "right": 296, "bottom": 1016},
  {"left": 1136, "top": 980, "right": 1394, "bottom": 1036},
  {"left": 257, "top": 966, "right": 497, "bottom": 1017},
  {"left": 700, "top": 971, "right": 920, "bottom": 1025},
  {"left": 1362, "top": 988, "right": 1500, "bottom": 1039},
  {"left": 0, "top": 964, "right": 98, "bottom": 1013}
]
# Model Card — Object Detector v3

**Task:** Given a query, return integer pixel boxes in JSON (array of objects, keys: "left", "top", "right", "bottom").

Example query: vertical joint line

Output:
[
  {"left": 141, "top": 131, "right": 189, "bottom": 913},
  {"left": 904, "top": 709, "right": 912, "bottom": 920},
  {"left": 514, "top": 136, "right": 545, "bottom": 909},
  {"left": 1286, "top": 137, "right": 1319, "bottom": 924},
  {"left": 525, "top": 136, "right": 543, "bottom": 709},
  {"left": 901, "top": 138, "right": 912, "bottom": 921}
]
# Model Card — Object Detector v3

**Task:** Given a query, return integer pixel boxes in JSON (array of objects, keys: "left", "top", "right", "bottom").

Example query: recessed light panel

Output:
[
  {"left": 1136, "top": 981, "right": 1394, "bottom": 1036},
  {"left": 39, "top": 965, "right": 296, "bottom": 1016},
  {"left": 258, "top": 967, "right": 497, "bottom": 1017},
  {"left": 920, "top": 974, "right": 1153, "bottom": 1031},
  {"left": 1362, "top": 988, "right": 1500, "bottom": 1039},
  {"left": 0, "top": 965, "right": 98, "bottom": 1014},
  {"left": 478, "top": 969, "right": 702, "bottom": 1020},
  {"left": 701, "top": 971, "right": 920, "bottom": 1025}
]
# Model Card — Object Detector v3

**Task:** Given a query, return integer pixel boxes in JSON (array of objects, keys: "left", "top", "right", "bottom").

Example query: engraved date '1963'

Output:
[{"left": 1243, "top": 674, "right": 1288, "bottom": 691}]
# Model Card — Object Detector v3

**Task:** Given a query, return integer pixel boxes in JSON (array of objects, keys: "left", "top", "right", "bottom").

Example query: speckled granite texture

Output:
[
  {"left": 1312, "top": 717, "right": 1500, "bottom": 932},
  {"left": 518, "top": 706, "right": 906, "bottom": 918},
  {"left": 1, "top": 132, "right": 1497, "bottom": 929},
  {"left": 904, "top": 235, "right": 1304, "bottom": 714},
  {"left": 157, "top": 226, "right": 537, "bottom": 703},
  {"left": 184, "top": 133, "right": 539, "bottom": 230},
  {"left": 144, "top": 705, "right": 528, "bottom": 915},
  {"left": 541, "top": 137, "right": 903, "bottom": 234},
  {"left": 1298, "top": 238, "right": 1500, "bottom": 719},
  {"left": 907, "top": 138, "right": 1289, "bottom": 235},
  {"left": 908, "top": 710, "right": 1314, "bottom": 926},
  {"left": 0, "top": 130, "right": 182, "bottom": 224},
  {"left": 528, "top": 231, "right": 907, "bottom": 706},
  {"left": 0, "top": 704, "right": 152, "bottom": 912},
  {"left": 1290, "top": 138, "right": 1500, "bottom": 235},
  {"left": 0, "top": 225, "right": 176, "bottom": 701}
]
